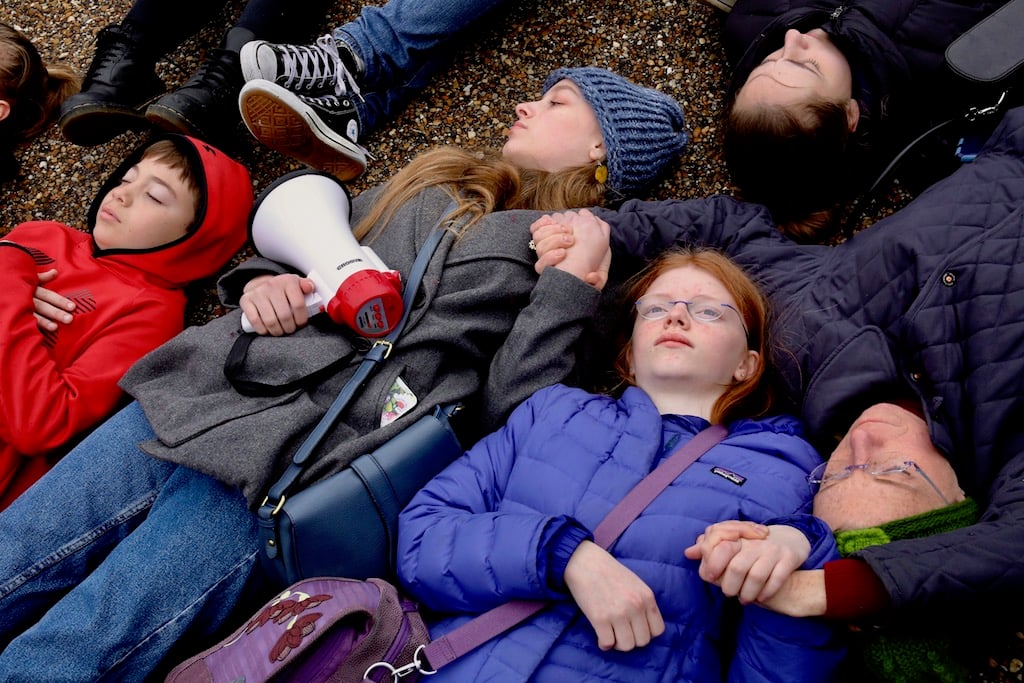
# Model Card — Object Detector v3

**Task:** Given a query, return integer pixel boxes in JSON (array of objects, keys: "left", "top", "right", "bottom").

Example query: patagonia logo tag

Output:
[{"left": 711, "top": 466, "right": 746, "bottom": 486}]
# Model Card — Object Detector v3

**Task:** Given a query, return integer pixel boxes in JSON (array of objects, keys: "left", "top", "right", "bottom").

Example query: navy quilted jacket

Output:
[
  {"left": 398, "top": 384, "right": 843, "bottom": 682},
  {"left": 599, "top": 104, "right": 1024, "bottom": 614},
  {"left": 723, "top": 0, "right": 1007, "bottom": 183}
]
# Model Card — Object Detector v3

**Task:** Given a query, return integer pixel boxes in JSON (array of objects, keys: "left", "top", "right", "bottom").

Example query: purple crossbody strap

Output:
[{"left": 421, "top": 423, "right": 728, "bottom": 671}]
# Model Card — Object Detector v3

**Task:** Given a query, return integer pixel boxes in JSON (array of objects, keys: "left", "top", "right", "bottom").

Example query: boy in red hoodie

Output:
[{"left": 0, "top": 135, "right": 253, "bottom": 508}]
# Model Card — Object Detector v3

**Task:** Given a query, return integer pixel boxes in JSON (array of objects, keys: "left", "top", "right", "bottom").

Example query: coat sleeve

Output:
[
  {"left": 397, "top": 387, "right": 570, "bottom": 612},
  {"left": 0, "top": 244, "right": 182, "bottom": 455},
  {"left": 480, "top": 266, "right": 599, "bottom": 427},
  {"left": 216, "top": 256, "right": 292, "bottom": 306},
  {"left": 727, "top": 516, "right": 846, "bottom": 682},
  {"left": 726, "top": 604, "right": 846, "bottom": 683},
  {"left": 599, "top": 195, "right": 785, "bottom": 268}
]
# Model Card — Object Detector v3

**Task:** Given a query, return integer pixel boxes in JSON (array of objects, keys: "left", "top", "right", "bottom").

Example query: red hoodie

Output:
[{"left": 0, "top": 135, "right": 253, "bottom": 508}]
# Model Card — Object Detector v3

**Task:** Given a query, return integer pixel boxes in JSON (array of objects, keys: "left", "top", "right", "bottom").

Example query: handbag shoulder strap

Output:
[
  {"left": 418, "top": 423, "right": 728, "bottom": 672},
  {"left": 260, "top": 223, "right": 450, "bottom": 509}
]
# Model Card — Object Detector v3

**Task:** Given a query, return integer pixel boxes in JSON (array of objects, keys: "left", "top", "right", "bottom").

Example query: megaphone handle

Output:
[{"left": 239, "top": 290, "right": 325, "bottom": 333}]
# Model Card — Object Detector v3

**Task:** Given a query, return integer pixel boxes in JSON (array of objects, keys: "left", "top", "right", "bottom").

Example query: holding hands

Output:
[
  {"left": 564, "top": 540, "right": 665, "bottom": 652},
  {"left": 530, "top": 209, "right": 610, "bottom": 289},
  {"left": 684, "top": 521, "right": 812, "bottom": 607}
]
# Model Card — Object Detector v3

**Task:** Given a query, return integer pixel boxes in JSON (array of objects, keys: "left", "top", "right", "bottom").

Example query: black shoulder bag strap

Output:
[{"left": 257, "top": 223, "right": 450, "bottom": 524}]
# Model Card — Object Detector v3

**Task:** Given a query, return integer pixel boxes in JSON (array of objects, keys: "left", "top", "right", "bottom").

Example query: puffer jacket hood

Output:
[{"left": 86, "top": 135, "right": 254, "bottom": 289}]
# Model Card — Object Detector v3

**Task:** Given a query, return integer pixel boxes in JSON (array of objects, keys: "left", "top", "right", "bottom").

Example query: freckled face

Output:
[
  {"left": 629, "top": 265, "right": 757, "bottom": 396},
  {"left": 502, "top": 79, "right": 606, "bottom": 173},
  {"left": 92, "top": 157, "right": 196, "bottom": 251},
  {"left": 735, "top": 29, "right": 858, "bottom": 124}
]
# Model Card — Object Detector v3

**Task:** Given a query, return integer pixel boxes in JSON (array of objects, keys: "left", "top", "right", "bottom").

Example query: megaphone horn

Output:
[{"left": 243, "top": 169, "right": 403, "bottom": 337}]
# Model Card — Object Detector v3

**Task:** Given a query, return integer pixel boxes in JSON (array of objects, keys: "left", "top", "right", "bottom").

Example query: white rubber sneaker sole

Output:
[
  {"left": 239, "top": 80, "right": 367, "bottom": 181},
  {"left": 239, "top": 41, "right": 279, "bottom": 83}
]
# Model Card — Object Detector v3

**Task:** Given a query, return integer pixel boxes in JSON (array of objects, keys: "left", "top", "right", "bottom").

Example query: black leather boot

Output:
[
  {"left": 145, "top": 46, "right": 245, "bottom": 150},
  {"left": 58, "top": 24, "right": 165, "bottom": 147}
]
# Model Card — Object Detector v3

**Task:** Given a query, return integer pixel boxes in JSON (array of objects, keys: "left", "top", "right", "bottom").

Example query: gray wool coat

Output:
[{"left": 120, "top": 185, "right": 600, "bottom": 507}]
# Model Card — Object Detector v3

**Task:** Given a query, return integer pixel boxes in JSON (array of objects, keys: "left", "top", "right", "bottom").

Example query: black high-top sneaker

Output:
[
  {"left": 58, "top": 24, "right": 166, "bottom": 146},
  {"left": 239, "top": 34, "right": 363, "bottom": 97},
  {"left": 239, "top": 79, "right": 368, "bottom": 181},
  {"left": 145, "top": 47, "right": 244, "bottom": 150}
]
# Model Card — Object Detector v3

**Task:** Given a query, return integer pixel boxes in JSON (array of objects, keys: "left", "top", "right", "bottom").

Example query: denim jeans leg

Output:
[
  {"left": 0, "top": 401, "right": 263, "bottom": 682},
  {"left": 335, "top": 0, "right": 514, "bottom": 131},
  {"left": 0, "top": 401, "right": 174, "bottom": 648}
]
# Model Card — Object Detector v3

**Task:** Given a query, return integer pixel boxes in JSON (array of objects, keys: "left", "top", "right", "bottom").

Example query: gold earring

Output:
[{"left": 594, "top": 162, "right": 608, "bottom": 184}]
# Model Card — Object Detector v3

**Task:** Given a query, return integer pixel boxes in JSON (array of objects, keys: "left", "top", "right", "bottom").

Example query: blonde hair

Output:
[
  {"left": 353, "top": 147, "right": 606, "bottom": 240},
  {"left": 612, "top": 248, "right": 776, "bottom": 424},
  {"left": 0, "top": 23, "right": 79, "bottom": 145}
]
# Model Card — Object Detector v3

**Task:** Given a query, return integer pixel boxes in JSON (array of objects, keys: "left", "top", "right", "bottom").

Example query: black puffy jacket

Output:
[{"left": 599, "top": 104, "right": 1024, "bottom": 615}]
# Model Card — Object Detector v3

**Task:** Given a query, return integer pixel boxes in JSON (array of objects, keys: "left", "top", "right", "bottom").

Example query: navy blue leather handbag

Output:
[{"left": 256, "top": 227, "right": 464, "bottom": 586}]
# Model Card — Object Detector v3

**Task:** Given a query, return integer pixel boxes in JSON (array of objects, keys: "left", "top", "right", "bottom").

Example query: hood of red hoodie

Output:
[{"left": 87, "top": 135, "right": 254, "bottom": 289}]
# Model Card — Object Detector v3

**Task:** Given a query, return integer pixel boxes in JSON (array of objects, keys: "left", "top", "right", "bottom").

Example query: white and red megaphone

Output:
[{"left": 241, "top": 170, "right": 403, "bottom": 337}]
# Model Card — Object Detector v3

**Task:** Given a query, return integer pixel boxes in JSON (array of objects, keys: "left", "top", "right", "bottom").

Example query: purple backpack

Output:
[{"left": 165, "top": 577, "right": 430, "bottom": 683}]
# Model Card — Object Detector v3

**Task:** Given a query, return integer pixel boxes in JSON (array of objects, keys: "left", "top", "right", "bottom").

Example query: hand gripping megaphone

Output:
[{"left": 240, "top": 169, "right": 403, "bottom": 337}]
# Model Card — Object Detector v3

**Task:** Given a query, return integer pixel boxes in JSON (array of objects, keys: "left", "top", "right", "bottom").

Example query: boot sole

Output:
[
  {"left": 58, "top": 103, "right": 151, "bottom": 147},
  {"left": 239, "top": 82, "right": 367, "bottom": 181},
  {"left": 144, "top": 102, "right": 206, "bottom": 138}
]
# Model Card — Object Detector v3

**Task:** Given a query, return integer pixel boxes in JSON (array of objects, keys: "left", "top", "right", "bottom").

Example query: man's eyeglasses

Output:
[
  {"left": 634, "top": 295, "right": 748, "bottom": 337},
  {"left": 807, "top": 460, "right": 950, "bottom": 505}
]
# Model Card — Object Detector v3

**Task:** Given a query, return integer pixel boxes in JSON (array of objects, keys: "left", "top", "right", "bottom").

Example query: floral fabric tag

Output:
[{"left": 381, "top": 376, "right": 418, "bottom": 427}]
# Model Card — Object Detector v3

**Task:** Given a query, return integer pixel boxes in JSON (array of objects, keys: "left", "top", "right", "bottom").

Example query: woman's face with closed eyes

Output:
[
  {"left": 502, "top": 79, "right": 606, "bottom": 173},
  {"left": 734, "top": 28, "right": 859, "bottom": 130}
]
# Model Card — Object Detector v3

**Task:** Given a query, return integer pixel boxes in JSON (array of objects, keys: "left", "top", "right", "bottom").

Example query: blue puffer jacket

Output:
[
  {"left": 398, "top": 384, "right": 844, "bottom": 682},
  {"left": 723, "top": 0, "right": 1007, "bottom": 184},
  {"left": 599, "top": 104, "right": 1024, "bottom": 614}
]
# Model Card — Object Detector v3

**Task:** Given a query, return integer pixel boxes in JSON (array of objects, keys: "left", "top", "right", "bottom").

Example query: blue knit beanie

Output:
[{"left": 544, "top": 67, "right": 689, "bottom": 197}]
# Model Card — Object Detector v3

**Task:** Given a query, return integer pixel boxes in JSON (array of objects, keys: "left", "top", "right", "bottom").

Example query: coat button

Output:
[
  {"left": 910, "top": 372, "right": 922, "bottom": 382},
  {"left": 942, "top": 271, "right": 956, "bottom": 286}
]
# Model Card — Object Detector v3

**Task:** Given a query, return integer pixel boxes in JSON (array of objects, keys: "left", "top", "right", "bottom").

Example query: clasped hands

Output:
[
  {"left": 563, "top": 521, "right": 814, "bottom": 655},
  {"left": 529, "top": 209, "right": 610, "bottom": 288}
]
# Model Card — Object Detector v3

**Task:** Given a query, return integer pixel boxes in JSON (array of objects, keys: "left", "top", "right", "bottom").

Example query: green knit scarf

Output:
[{"left": 834, "top": 498, "right": 980, "bottom": 683}]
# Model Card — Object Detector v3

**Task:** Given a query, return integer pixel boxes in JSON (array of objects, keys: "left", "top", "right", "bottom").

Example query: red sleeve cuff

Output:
[{"left": 822, "top": 558, "right": 890, "bottom": 620}]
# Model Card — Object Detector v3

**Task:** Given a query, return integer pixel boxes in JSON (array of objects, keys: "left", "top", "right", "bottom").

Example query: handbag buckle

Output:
[
  {"left": 364, "top": 645, "right": 436, "bottom": 681},
  {"left": 260, "top": 495, "right": 287, "bottom": 517},
  {"left": 372, "top": 339, "right": 394, "bottom": 359}
]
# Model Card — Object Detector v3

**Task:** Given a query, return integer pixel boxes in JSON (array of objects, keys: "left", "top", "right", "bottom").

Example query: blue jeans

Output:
[
  {"left": 0, "top": 402, "right": 264, "bottom": 682},
  {"left": 336, "top": 0, "right": 514, "bottom": 131}
]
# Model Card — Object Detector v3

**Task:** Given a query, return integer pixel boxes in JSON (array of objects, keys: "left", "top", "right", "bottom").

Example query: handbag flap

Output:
[{"left": 945, "top": 0, "right": 1024, "bottom": 84}]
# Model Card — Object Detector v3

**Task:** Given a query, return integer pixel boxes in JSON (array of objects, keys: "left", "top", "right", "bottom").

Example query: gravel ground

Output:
[{"left": 1, "top": 0, "right": 1022, "bottom": 679}]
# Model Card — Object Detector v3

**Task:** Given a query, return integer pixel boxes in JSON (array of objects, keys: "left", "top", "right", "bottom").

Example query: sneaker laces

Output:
[{"left": 279, "top": 35, "right": 362, "bottom": 99}]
